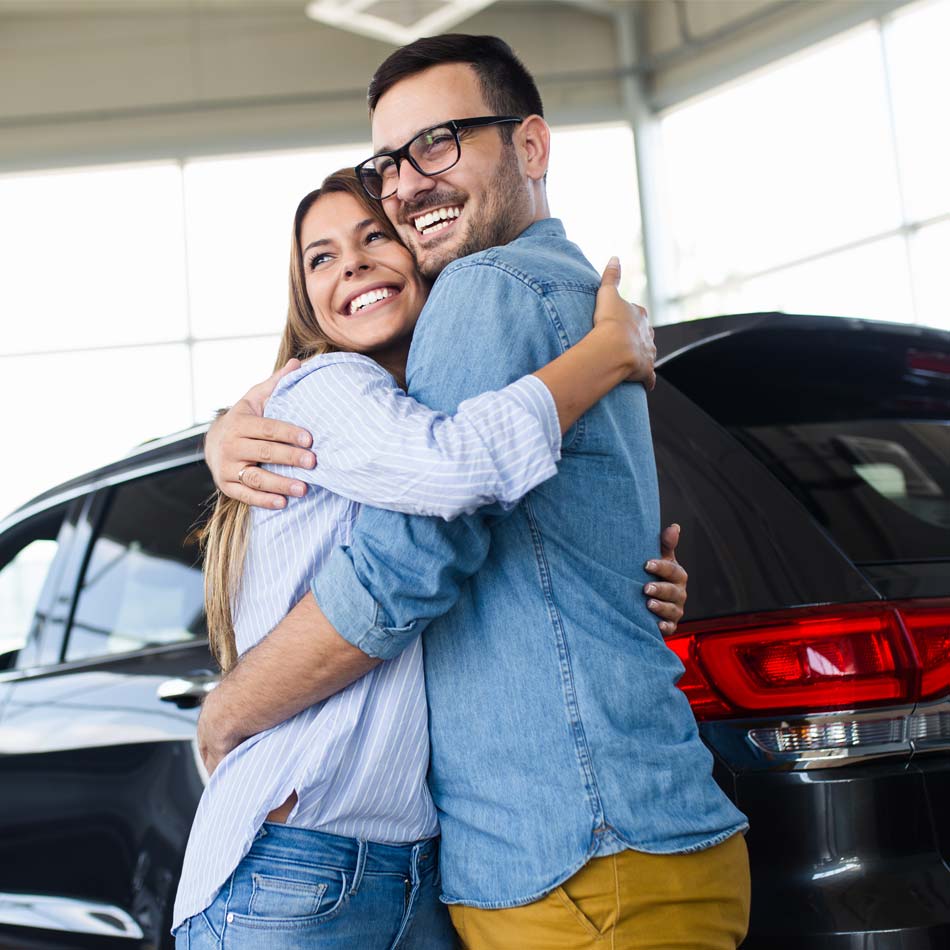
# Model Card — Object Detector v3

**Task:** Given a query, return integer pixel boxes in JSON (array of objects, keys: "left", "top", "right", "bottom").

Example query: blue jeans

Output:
[{"left": 176, "top": 823, "right": 456, "bottom": 950}]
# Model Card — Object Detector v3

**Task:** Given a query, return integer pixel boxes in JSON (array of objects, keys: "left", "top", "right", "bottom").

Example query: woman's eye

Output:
[
  {"left": 365, "top": 230, "right": 387, "bottom": 244},
  {"left": 308, "top": 253, "right": 331, "bottom": 270}
]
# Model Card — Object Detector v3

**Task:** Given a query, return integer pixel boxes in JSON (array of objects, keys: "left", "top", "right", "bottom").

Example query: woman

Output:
[{"left": 173, "top": 167, "right": 668, "bottom": 949}]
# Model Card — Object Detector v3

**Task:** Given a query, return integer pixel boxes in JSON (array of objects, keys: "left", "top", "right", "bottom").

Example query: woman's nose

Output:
[{"left": 343, "top": 260, "right": 371, "bottom": 278}]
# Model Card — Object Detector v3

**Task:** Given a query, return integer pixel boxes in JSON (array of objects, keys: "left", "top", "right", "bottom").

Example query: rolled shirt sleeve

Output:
[{"left": 311, "top": 257, "right": 577, "bottom": 660}]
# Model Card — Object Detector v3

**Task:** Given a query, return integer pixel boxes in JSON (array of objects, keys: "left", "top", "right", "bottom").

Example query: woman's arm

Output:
[{"left": 533, "top": 256, "right": 654, "bottom": 432}]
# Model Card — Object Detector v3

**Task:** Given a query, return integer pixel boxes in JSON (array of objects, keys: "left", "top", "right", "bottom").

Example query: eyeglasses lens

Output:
[{"left": 361, "top": 126, "right": 460, "bottom": 199}]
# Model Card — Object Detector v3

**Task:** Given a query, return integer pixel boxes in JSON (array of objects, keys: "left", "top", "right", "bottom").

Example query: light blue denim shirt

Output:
[{"left": 312, "top": 218, "right": 748, "bottom": 909}]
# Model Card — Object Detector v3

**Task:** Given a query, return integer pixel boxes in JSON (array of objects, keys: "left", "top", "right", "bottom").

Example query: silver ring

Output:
[{"left": 237, "top": 466, "right": 254, "bottom": 486}]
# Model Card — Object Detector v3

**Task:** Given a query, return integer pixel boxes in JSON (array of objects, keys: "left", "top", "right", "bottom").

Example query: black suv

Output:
[{"left": 0, "top": 314, "right": 948, "bottom": 950}]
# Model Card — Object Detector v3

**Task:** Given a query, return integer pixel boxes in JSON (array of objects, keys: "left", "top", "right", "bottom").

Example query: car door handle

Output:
[{"left": 157, "top": 674, "right": 220, "bottom": 709}]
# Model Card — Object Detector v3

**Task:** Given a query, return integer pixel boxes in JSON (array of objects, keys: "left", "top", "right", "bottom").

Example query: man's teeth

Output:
[
  {"left": 349, "top": 286, "right": 396, "bottom": 315},
  {"left": 414, "top": 206, "right": 461, "bottom": 234}
]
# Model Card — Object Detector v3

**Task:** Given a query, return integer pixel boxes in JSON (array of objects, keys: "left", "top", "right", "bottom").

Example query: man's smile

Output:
[{"left": 410, "top": 205, "right": 463, "bottom": 241}]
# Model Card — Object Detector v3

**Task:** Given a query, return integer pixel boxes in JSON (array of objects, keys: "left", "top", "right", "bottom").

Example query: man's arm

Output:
[{"left": 198, "top": 596, "right": 379, "bottom": 774}]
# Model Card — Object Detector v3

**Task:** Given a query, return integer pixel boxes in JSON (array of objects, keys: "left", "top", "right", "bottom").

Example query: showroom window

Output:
[
  {"left": 659, "top": 0, "right": 950, "bottom": 328},
  {"left": 64, "top": 465, "right": 213, "bottom": 662}
]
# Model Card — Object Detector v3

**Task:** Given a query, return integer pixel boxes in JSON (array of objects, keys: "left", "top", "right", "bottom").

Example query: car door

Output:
[{"left": 0, "top": 459, "right": 218, "bottom": 950}]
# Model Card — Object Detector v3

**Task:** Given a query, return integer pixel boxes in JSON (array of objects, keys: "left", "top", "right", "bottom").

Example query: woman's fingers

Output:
[
  {"left": 600, "top": 255, "right": 621, "bottom": 287},
  {"left": 644, "top": 583, "right": 686, "bottom": 615},
  {"left": 659, "top": 523, "right": 681, "bottom": 560}
]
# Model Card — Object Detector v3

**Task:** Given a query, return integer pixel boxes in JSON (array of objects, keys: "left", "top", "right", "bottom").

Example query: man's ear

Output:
[{"left": 517, "top": 115, "right": 551, "bottom": 182}]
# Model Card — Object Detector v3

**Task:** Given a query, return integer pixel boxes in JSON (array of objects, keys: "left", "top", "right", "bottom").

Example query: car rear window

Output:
[{"left": 659, "top": 322, "right": 950, "bottom": 566}]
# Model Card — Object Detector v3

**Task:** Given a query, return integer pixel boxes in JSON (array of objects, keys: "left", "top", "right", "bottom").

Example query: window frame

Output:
[
  {"left": 60, "top": 457, "right": 212, "bottom": 667},
  {"left": 0, "top": 448, "right": 207, "bottom": 682}
]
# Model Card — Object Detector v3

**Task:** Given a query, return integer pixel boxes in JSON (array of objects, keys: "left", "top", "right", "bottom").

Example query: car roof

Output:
[
  {"left": 6, "top": 423, "right": 209, "bottom": 524},
  {"left": 655, "top": 312, "right": 950, "bottom": 367}
]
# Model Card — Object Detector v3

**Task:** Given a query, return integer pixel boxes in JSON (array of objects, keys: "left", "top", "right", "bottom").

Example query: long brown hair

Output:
[{"left": 201, "top": 167, "right": 402, "bottom": 672}]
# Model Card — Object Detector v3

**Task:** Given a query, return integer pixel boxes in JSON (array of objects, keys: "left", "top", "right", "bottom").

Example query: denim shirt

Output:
[{"left": 312, "top": 218, "right": 748, "bottom": 909}]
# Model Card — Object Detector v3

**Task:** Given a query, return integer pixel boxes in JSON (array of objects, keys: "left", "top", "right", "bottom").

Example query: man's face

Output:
[{"left": 371, "top": 63, "right": 530, "bottom": 279}]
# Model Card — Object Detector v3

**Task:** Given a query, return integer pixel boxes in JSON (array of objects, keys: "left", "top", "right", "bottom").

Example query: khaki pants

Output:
[{"left": 449, "top": 833, "right": 750, "bottom": 950}]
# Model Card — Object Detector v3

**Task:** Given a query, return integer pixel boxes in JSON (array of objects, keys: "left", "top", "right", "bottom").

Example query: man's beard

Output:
[{"left": 405, "top": 151, "right": 528, "bottom": 280}]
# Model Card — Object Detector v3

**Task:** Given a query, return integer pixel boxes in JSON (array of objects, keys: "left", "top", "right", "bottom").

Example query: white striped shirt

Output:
[{"left": 172, "top": 353, "right": 561, "bottom": 931}]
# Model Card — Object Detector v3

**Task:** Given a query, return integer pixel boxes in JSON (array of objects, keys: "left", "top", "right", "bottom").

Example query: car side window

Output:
[
  {"left": 64, "top": 464, "right": 214, "bottom": 663},
  {"left": 0, "top": 504, "right": 69, "bottom": 670}
]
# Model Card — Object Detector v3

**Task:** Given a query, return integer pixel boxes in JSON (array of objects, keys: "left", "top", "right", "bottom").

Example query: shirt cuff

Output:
[
  {"left": 311, "top": 546, "right": 423, "bottom": 661},
  {"left": 505, "top": 374, "right": 562, "bottom": 463}
]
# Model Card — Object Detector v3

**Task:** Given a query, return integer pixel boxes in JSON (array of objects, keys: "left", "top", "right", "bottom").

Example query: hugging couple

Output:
[{"left": 173, "top": 33, "right": 751, "bottom": 950}]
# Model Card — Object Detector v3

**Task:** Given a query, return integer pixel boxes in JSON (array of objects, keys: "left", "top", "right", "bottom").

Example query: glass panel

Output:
[
  {"left": 661, "top": 25, "right": 902, "bottom": 296},
  {"left": 547, "top": 124, "right": 646, "bottom": 303},
  {"left": 0, "top": 344, "right": 193, "bottom": 519},
  {"left": 886, "top": 0, "right": 950, "bottom": 221},
  {"left": 737, "top": 421, "right": 950, "bottom": 563},
  {"left": 0, "top": 507, "right": 67, "bottom": 664},
  {"left": 910, "top": 219, "right": 950, "bottom": 331},
  {"left": 672, "top": 236, "right": 914, "bottom": 324},
  {"left": 183, "top": 144, "right": 368, "bottom": 341},
  {"left": 66, "top": 465, "right": 213, "bottom": 662},
  {"left": 0, "top": 162, "right": 188, "bottom": 355}
]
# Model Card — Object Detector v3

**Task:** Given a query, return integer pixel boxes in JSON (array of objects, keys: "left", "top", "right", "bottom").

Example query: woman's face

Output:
[{"left": 300, "top": 191, "right": 428, "bottom": 381}]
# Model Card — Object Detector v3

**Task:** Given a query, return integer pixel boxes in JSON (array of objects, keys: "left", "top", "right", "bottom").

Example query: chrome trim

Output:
[
  {"left": 703, "top": 697, "right": 950, "bottom": 771},
  {"left": 910, "top": 696, "right": 950, "bottom": 755},
  {"left": 0, "top": 892, "right": 143, "bottom": 939},
  {"left": 124, "top": 423, "right": 209, "bottom": 459},
  {"left": 157, "top": 673, "right": 220, "bottom": 707},
  {"left": 701, "top": 705, "right": 918, "bottom": 772}
]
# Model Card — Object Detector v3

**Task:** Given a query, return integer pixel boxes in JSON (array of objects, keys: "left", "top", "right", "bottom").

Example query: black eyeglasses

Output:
[{"left": 355, "top": 115, "right": 524, "bottom": 200}]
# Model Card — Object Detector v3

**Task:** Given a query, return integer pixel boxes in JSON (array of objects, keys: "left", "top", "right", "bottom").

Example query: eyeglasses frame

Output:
[{"left": 355, "top": 115, "right": 524, "bottom": 201}]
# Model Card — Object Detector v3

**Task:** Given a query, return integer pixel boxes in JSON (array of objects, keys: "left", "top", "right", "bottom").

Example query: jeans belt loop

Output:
[
  {"left": 409, "top": 842, "right": 424, "bottom": 888},
  {"left": 350, "top": 838, "right": 368, "bottom": 896}
]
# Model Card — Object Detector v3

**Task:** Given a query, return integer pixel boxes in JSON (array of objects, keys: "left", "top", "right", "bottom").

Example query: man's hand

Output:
[
  {"left": 205, "top": 359, "right": 317, "bottom": 509},
  {"left": 644, "top": 523, "right": 688, "bottom": 635},
  {"left": 196, "top": 687, "right": 239, "bottom": 776},
  {"left": 594, "top": 257, "right": 656, "bottom": 391}
]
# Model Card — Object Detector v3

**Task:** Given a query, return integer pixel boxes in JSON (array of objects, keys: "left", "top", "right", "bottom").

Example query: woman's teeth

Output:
[
  {"left": 349, "top": 286, "right": 396, "bottom": 315},
  {"left": 414, "top": 206, "right": 461, "bottom": 235}
]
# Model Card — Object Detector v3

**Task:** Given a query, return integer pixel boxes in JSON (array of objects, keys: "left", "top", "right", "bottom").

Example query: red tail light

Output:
[
  {"left": 901, "top": 603, "right": 950, "bottom": 701},
  {"left": 907, "top": 348, "right": 950, "bottom": 377},
  {"left": 669, "top": 600, "right": 950, "bottom": 720}
]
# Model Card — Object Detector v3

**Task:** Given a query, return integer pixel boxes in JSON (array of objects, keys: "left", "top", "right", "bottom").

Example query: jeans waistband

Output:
[{"left": 252, "top": 822, "right": 440, "bottom": 878}]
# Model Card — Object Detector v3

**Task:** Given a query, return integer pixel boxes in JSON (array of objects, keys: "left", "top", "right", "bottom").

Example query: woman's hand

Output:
[
  {"left": 593, "top": 257, "right": 656, "bottom": 390},
  {"left": 644, "top": 523, "right": 688, "bottom": 635}
]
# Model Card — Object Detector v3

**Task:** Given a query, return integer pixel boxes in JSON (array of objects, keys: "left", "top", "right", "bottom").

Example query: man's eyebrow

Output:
[
  {"left": 302, "top": 219, "right": 376, "bottom": 254},
  {"left": 374, "top": 123, "right": 440, "bottom": 155}
]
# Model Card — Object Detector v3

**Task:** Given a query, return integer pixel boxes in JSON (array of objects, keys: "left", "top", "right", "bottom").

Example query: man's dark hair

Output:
[{"left": 368, "top": 34, "right": 543, "bottom": 143}]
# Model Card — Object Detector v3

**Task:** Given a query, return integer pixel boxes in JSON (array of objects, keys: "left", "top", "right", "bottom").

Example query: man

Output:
[{"left": 203, "top": 35, "right": 750, "bottom": 949}]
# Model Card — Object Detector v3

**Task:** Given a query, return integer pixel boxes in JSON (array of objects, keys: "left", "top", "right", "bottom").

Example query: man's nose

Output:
[{"left": 395, "top": 160, "right": 436, "bottom": 204}]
